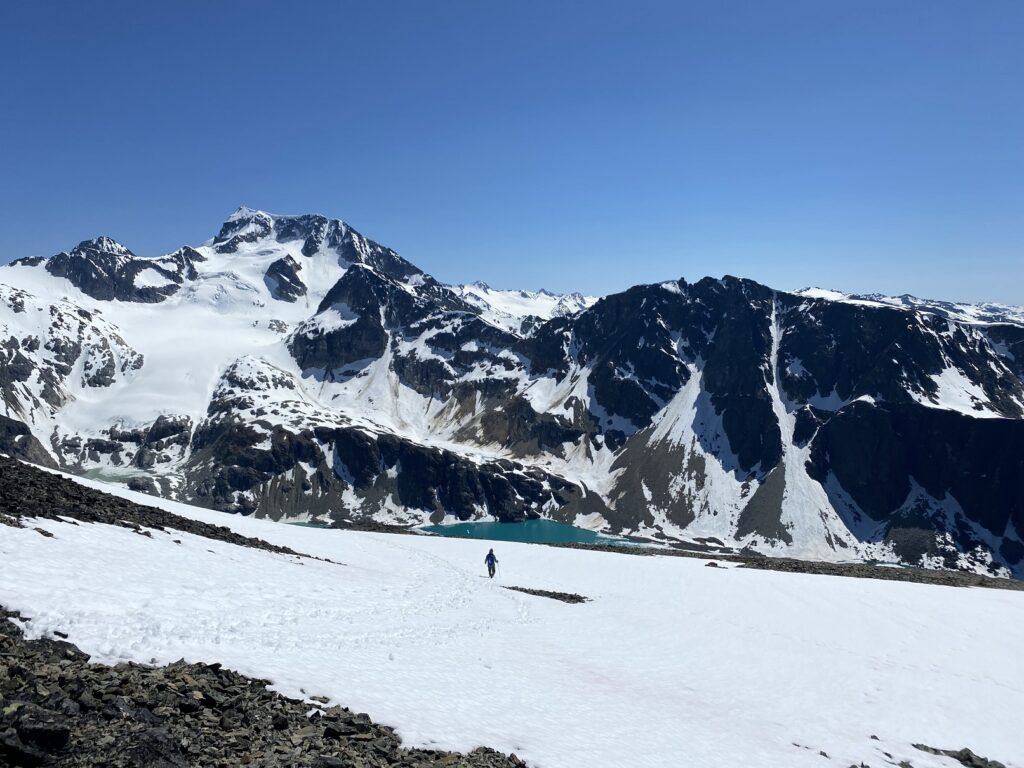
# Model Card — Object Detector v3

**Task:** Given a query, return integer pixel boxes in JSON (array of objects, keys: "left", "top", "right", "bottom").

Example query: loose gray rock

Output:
[{"left": 0, "top": 607, "right": 528, "bottom": 767}]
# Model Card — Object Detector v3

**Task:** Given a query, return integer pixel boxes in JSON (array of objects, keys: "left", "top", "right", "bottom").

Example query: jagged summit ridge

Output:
[
  {"left": 1, "top": 209, "right": 1022, "bottom": 579},
  {"left": 71, "top": 235, "right": 135, "bottom": 258}
]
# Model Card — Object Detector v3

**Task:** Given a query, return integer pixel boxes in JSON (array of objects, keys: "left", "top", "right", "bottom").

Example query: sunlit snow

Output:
[{"left": 1, "top": 476, "right": 1021, "bottom": 768}]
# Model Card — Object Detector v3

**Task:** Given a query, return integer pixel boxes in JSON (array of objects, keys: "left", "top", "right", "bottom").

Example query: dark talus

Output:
[
  {"left": 0, "top": 607, "right": 527, "bottom": 768},
  {"left": 735, "top": 462, "right": 791, "bottom": 544},
  {"left": 0, "top": 455, "right": 299, "bottom": 556}
]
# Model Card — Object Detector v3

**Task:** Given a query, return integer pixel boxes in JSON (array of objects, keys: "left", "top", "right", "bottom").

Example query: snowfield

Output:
[{"left": 1, "top": 475, "right": 1023, "bottom": 768}]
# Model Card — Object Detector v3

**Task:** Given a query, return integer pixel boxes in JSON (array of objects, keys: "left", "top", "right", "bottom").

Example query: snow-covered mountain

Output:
[
  {"left": 449, "top": 282, "right": 598, "bottom": 335},
  {"left": 796, "top": 287, "right": 1024, "bottom": 327},
  {"left": 2, "top": 207, "right": 1022, "bottom": 578}
]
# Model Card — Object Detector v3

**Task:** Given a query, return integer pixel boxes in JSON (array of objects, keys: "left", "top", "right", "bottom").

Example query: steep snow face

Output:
[
  {"left": 2, "top": 477, "right": 1023, "bottom": 768},
  {"left": 1, "top": 212, "right": 1023, "bottom": 578},
  {"left": 759, "top": 300, "right": 862, "bottom": 559},
  {"left": 449, "top": 282, "right": 598, "bottom": 335}
]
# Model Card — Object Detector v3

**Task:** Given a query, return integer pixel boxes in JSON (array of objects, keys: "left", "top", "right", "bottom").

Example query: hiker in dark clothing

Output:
[{"left": 484, "top": 548, "right": 498, "bottom": 579}]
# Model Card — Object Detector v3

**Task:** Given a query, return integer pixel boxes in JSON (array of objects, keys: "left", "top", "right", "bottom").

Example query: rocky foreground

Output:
[
  {"left": 0, "top": 609, "right": 526, "bottom": 768},
  {"left": 0, "top": 456, "right": 301, "bottom": 558}
]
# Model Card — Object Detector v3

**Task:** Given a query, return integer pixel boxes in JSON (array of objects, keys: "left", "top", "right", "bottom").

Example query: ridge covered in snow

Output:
[
  {"left": 795, "top": 287, "right": 1024, "bottom": 327},
  {"left": 0, "top": 207, "right": 1022, "bottom": 580},
  {"left": 449, "top": 281, "right": 599, "bottom": 335}
]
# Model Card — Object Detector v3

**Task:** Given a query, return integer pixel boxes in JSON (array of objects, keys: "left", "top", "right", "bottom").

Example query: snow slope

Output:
[
  {"left": 0, "top": 227, "right": 337, "bottom": 432},
  {"left": 1, "top": 473, "right": 1022, "bottom": 768},
  {"left": 449, "top": 282, "right": 598, "bottom": 334}
]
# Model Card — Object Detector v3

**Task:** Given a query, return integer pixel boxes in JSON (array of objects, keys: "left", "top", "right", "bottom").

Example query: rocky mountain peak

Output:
[
  {"left": 212, "top": 208, "right": 275, "bottom": 253},
  {"left": 71, "top": 236, "right": 135, "bottom": 258},
  {"left": 224, "top": 205, "right": 269, "bottom": 223},
  {"left": 214, "top": 208, "right": 343, "bottom": 253},
  {"left": 210, "top": 208, "right": 422, "bottom": 284}
]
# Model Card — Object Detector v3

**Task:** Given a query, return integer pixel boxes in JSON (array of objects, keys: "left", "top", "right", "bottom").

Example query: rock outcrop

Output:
[{"left": 0, "top": 608, "right": 527, "bottom": 768}]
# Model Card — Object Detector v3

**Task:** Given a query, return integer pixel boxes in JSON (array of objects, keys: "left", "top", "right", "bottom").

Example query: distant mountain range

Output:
[
  {"left": 1, "top": 207, "right": 1022, "bottom": 577},
  {"left": 795, "top": 287, "right": 1024, "bottom": 327},
  {"left": 448, "top": 282, "right": 598, "bottom": 336}
]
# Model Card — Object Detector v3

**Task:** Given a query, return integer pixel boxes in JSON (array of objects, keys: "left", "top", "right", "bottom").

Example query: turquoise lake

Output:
[{"left": 420, "top": 518, "right": 626, "bottom": 546}]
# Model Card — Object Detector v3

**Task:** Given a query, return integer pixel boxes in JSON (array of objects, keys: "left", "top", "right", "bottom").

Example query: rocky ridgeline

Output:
[
  {"left": 733, "top": 552, "right": 1024, "bottom": 590},
  {"left": 0, "top": 610, "right": 527, "bottom": 767},
  {"left": 0, "top": 456, "right": 301, "bottom": 558}
]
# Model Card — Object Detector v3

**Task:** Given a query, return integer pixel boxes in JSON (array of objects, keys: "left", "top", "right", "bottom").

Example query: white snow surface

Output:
[
  {"left": 0, "top": 217, "right": 592, "bottom": 467},
  {"left": 450, "top": 282, "right": 598, "bottom": 335},
  {"left": 132, "top": 267, "right": 177, "bottom": 289},
  {"left": 912, "top": 366, "right": 1005, "bottom": 418},
  {"left": 1, "top": 473, "right": 1022, "bottom": 768},
  {"left": 795, "top": 287, "right": 1024, "bottom": 326},
  {"left": 1, "top": 225, "right": 329, "bottom": 431}
]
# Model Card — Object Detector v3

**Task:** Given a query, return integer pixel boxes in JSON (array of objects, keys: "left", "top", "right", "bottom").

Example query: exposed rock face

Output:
[
  {"left": 807, "top": 403, "right": 1024, "bottom": 565},
  {"left": 2, "top": 207, "right": 1023, "bottom": 578},
  {"left": 0, "top": 415, "right": 55, "bottom": 467},
  {"left": 37, "top": 238, "right": 201, "bottom": 303},
  {"left": 777, "top": 294, "right": 1024, "bottom": 418},
  {"left": 176, "top": 357, "right": 590, "bottom": 524},
  {"left": 0, "top": 284, "right": 144, "bottom": 453},
  {"left": 523, "top": 277, "right": 783, "bottom": 461},
  {"left": 264, "top": 255, "right": 307, "bottom": 302},
  {"left": 320, "top": 426, "right": 583, "bottom": 523},
  {"left": 986, "top": 323, "right": 1024, "bottom": 382}
]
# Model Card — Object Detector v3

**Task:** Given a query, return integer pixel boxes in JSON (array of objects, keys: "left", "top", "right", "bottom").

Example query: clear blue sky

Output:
[{"left": 1, "top": 1, "right": 1021, "bottom": 303}]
